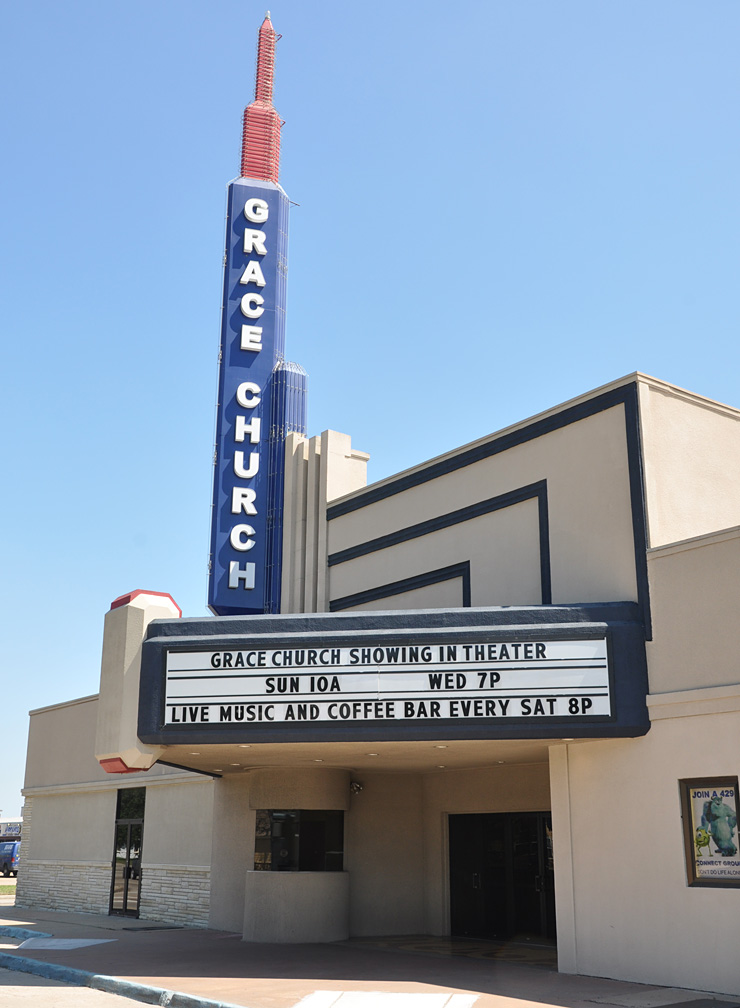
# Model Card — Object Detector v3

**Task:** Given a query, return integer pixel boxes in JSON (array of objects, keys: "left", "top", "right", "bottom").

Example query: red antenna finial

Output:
[{"left": 241, "top": 12, "right": 282, "bottom": 184}]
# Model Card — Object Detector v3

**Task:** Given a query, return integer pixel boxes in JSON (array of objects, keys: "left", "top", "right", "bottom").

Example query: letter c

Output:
[
  {"left": 230, "top": 524, "right": 256, "bottom": 551},
  {"left": 236, "top": 382, "right": 261, "bottom": 408},
  {"left": 240, "top": 293, "right": 264, "bottom": 319}
]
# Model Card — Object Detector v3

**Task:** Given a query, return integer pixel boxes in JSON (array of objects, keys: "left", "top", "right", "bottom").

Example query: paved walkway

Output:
[
  {"left": 0, "top": 967, "right": 136, "bottom": 1006},
  {"left": 0, "top": 903, "right": 737, "bottom": 1008}
]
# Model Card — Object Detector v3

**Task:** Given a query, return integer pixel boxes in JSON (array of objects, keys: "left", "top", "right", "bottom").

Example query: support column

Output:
[
  {"left": 549, "top": 743, "right": 578, "bottom": 973},
  {"left": 94, "top": 589, "right": 180, "bottom": 774}
]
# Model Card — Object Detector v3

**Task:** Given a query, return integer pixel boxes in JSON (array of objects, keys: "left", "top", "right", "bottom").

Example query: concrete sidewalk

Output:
[{"left": 0, "top": 903, "right": 736, "bottom": 1008}]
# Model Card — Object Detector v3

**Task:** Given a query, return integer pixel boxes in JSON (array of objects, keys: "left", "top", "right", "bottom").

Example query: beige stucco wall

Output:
[
  {"left": 345, "top": 773, "right": 425, "bottom": 935},
  {"left": 332, "top": 498, "right": 542, "bottom": 609},
  {"left": 422, "top": 763, "right": 552, "bottom": 935},
  {"left": 550, "top": 692, "right": 740, "bottom": 996},
  {"left": 243, "top": 871, "right": 349, "bottom": 942},
  {"left": 26, "top": 790, "right": 116, "bottom": 862},
  {"left": 327, "top": 403, "right": 638, "bottom": 612},
  {"left": 25, "top": 697, "right": 110, "bottom": 790},
  {"left": 209, "top": 776, "right": 254, "bottom": 931},
  {"left": 343, "top": 576, "right": 467, "bottom": 611},
  {"left": 647, "top": 527, "right": 740, "bottom": 694},
  {"left": 248, "top": 767, "right": 350, "bottom": 810},
  {"left": 638, "top": 379, "right": 740, "bottom": 548},
  {"left": 142, "top": 779, "right": 214, "bottom": 866},
  {"left": 25, "top": 696, "right": 179, "bottom": 791}
]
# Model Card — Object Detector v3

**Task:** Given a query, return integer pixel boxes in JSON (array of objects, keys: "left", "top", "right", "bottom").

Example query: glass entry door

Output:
[
  {"left": 109, "top": 788, "right": 145, "bottom": 917},
  {"left": 449, "top": 811, "right": 555, "bottom": 943}
]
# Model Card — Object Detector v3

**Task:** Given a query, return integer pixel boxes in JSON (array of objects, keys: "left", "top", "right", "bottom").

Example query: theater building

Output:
[{"left": 19, "top": 15, "right": 740, "bottom": 999}]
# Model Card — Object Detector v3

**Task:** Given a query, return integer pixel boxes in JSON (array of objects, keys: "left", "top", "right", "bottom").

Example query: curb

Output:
[
  {"left": 0, "top": 950, "right": 251, "bottom": 1008},
  {"left": 0, "top": 927, "right": 52, "bottom": 940}
]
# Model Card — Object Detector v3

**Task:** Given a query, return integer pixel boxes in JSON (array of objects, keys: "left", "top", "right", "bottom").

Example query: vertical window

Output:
[
  {"left": 110, "top": 788, "right": 145, "bottom": 917},
  {"left": 254, "top": 810, "right": 344, "bottom": 871}
]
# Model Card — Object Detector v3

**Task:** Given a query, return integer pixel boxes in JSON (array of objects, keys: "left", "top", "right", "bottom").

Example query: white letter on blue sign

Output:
[
  {"left": 243, "top": 230, "right": 267, "bottom": 255},
  {"left": 236, "top": 382, "right": 261, "bottom": 408},
  {"left": 229, "top": 561, "right": 256, "bottom": 589},
  {"left": 244, "top": 198, "right": 269, "bottom": 223},
  {"left": 230, "top": 525, "right": 256, "bottom": 551},
  {"left": 231, "top": 488, "right": 257, "bottom": 515},
  {"left": 234, "top": 451, "right": 259, "bottom": 478},
  {"left": 240, "top": 293, "right": 264, "bottom": 318},
  {"left": 240, "top": 325, "right": 263, "bottom": 352},
  {"left": 234, "top": 417, "right": 261, "bottom": 444},
  {"left": 239, "top": 261, "right": 266, "bottom": 287}
]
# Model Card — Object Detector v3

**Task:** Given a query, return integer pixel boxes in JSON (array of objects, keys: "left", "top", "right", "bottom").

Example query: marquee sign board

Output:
[
  {"left": 163, "top": 638, "right": 610, "bottom": 726},
  {"left": 208, "top": 178, "right": 289, "bottom": 617},
  {"left": 139, "top": 603, "right": 649, "bottom": 744}
]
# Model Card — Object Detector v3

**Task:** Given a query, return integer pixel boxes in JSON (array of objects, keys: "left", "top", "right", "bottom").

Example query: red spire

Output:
[{"left": 241, "top": 12, "right": 282, "bottom": 184}]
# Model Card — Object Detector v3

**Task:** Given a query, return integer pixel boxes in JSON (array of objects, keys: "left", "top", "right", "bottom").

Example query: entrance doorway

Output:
[
  {"left": 109, "top": 788, "right": 145, "bottom": 917},
  {"left": 449, "top": 812, "right": 555, "bottom": 943}
]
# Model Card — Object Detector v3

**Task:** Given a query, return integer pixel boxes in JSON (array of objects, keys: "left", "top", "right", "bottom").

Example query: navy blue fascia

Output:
[{"left": 138, "top": 603, "right": 649, "bottom": 746}]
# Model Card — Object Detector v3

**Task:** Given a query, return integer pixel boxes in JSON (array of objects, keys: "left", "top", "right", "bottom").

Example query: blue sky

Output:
[{"left": 2, "top": 0, "right": 739, "bottom": 818}]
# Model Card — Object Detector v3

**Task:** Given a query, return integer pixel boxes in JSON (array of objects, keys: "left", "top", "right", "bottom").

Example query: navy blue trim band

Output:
[
  {"left": 327, "top": 386, "right": 634, "bottom": 518},
  {"left": 621, "top": 383, "right": 651, "bottom": 637},
  {"left": 330, "top": 561, "right": 471, "bottom": 612},
  {"left": 326, "top": 382, "right": 649, "bottom": 635},
  {"left": 328, "top": 481, "right": 551, "bottom": 607}
]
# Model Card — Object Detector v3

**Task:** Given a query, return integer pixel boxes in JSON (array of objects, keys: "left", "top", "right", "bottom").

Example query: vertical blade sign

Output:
[{"left": 208, "top": 179, "right": 289, "bottom": 615}]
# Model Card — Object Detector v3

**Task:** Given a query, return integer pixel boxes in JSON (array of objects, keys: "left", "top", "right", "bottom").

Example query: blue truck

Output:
[{"left": 0, "top": 841, "right": 19, "bottom": 876}]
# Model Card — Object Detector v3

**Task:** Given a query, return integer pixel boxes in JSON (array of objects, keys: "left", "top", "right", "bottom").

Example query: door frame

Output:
[
  {"left": 447, "top": 810, "right": 555, "bottom": 943},
  {"left": 109, "top": 817, "right": 144, "bottom": 917}
]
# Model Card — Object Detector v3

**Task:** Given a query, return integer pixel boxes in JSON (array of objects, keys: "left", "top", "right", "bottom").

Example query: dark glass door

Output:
[
  {"left": 110, "top": 822, "right": 143, "bottom": 916},
  {"left": 110, "top": 789, "right": 145, "bottom": 917},
  {"left": 449, "top": 812, "right": 555, "bottom": 943}
]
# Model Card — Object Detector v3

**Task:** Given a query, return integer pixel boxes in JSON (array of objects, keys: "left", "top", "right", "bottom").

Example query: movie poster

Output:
[{"left": 681, "top": 777, "right": 740, "bottom": 886}]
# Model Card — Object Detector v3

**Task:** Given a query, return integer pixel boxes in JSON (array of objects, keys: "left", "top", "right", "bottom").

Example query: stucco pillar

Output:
[
  {"left": 94, "top": 589, "right": 181, "bottom": 774},
  {"left": 549, "top": 743, "right": 578, "bottom": 973}
]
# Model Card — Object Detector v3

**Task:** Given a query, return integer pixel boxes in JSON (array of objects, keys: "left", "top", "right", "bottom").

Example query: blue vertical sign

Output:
[{"left": 208, "top": 178, "right": 290, "bottom": 616}]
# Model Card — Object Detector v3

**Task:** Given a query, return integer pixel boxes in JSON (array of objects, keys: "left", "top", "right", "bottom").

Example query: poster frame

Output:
[{"left": 679, "top": 775, "right": 740, "bottom": 888}]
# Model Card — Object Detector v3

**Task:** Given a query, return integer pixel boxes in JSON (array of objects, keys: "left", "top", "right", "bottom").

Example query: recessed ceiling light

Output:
[
  {"left": 437, "top": 765, "right": 446, "bottom": 769},
  {"left": 314, "top": 759, "right": 324, "bottom": 762},
  {"left": 562, "top": 738, "right": 574, "bottom": 742},
  {"left": 496, "top": 760, "right": 505, "bottom": 764},
  {"left": 230, "top": 763, "right": 240, "bottom": 766},
  {"left": 189, "top": 752, "right": 200, "bottom": 755},
  {"left": 238, "top": 744, "right": 251, "bottom": 748},
  {"left": 213, "top": 769, "right": 223, "bottom": 772},
  {"left": 433, "top": 745, "right": 448, "bottom": 749},
  {"left": 367, "top": 753, "right": 378, "bottom": 756}
]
